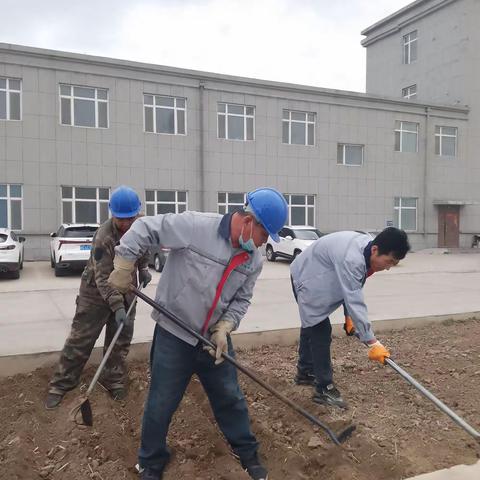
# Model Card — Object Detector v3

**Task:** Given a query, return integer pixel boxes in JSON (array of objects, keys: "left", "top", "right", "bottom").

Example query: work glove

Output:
[
  {"left": 368, "top": 341, "right": 390, "bottom": 365},
  {"left": 343, "top": 315, "right": 356, "bottom": 336},
  {"left": 139, "top": 268, "right": 152, "bottom": 288},
  {"left": 205, "top": 319, "right": 236, "bottom": 365},
  {"left": 108, "top": 256, "right": 136, "bottom": 293},
  {"left": 114, "top": 307, "right": 128, "bottom": 329}
]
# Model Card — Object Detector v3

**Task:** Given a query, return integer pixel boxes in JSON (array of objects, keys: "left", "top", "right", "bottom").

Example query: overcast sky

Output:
[{"left": 1, "top": 0, "right": 412, "bottom": 92}]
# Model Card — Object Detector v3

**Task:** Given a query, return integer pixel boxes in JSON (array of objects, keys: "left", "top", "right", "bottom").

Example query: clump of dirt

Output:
[{"left": 1, "top": 319, "right": 480, "bottom": 479}]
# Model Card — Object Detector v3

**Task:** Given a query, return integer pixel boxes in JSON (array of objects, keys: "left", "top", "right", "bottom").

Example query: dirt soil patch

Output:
[{"left": 1, "top": 319, "right": 480, "bottom": 479}]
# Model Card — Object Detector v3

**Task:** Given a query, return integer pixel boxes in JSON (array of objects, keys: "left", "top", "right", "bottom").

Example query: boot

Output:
[{"left": 45, "top": 392, "right": 64, "bottom": 410}]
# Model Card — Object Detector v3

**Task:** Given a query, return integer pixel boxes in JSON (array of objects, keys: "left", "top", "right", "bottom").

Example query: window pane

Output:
[
  {"left": 11, "top": 200, "right": 22, "bottom": 229},
  {"left": 99, "top": 188, "right": 109, "bottom": 200},
  {"left": 282, "top": 110, "right": 289, "bottom": 120},
  {"left": 10, "top": 185, "right": 22, "bottom": 197},
  {"left": 442, "top": 136, "right": 456, "bottom": 156},
  {"left": 228, "top": 116, "right": 244, "bottom": 140},
  {"left": 246, "top": 118, "right": 254, "bottom": 140},
  {"left": 0, "top": 78, "right": 6, "bottom": 89},
  {"left": 145, "top": 106, "right": 154, "bottom": 132},
  {"left": 0, "top": 185, "right": 7, "bottom": 196},
  {"left": 227, "top": 204, "right": 240, "bottom": 213},
  {"left": 291, "top": 123, "right": 306, "bottom": 145},
  {"left": 402, "top": 198, "right": 417, "bottom": 207},
  {"left": 394, "top": 197, "right": 400, "bottom": 207},
  {"left": 403, "top": 132, "right": 417, "bottom": 152},
  {"left": 74, "top": 98, "right": 95, "bottom": 127},
  {"left": 9, "top": 79, "right": 21, "bottom": 90},
  {"left": 435, "top": 136, "right": 440, "bottom": 155},
  {"left": 62, "top": 202, "right": 72, "bottom": 223},
  {"left": 144, "top": 95, "right": 153, "bottom": 105},
  {"left": 177, "top": 109, "right": 186, "bottom": 134},
  {"left": 99, "top": 202, "right": 109, "bottom": 222},
  {"left": 218, "top": 205, "right": 226, "bottom": 215},
  {"left": 156, "top": 108, "right": 175, "bottom": 134},
  {"left": 218, "top": 114, "right": 226, "bottom": 138},
  {"left": 75, "top": 201, "right": 97, "bottom": 223},
  {"left": 0, "top": 199, "right": 7, "bottom": 228},
  {"left": 157, "top": 191, "right": 175, "bottom": 202},
  {"left": 291, "top": 112, "right": 305, "bottom": 122},
  {"left": 146, "top": 204, "right": 155, "bottom": 216},
  {"left": 178, "top": 204, "right": 186, "bottom": 213},
  {"left": 62, "top": 186, "right": 73, "bottom": 199},
  {"left": 403, "top": 122, "right": 417, "bottom": 132},
  {"left": 9, "top": 92, "right": 21, "bottom": 120},
  {"left": 229, "top": 193, "right": 244, "bottom": 204},
  {"left": 60, "top": 85, "right": 70, "bottom": 96},
  {"left": 337, "top": 145, "right": 344, "bottom": 164},
  {"left": 61, "top": 98, "right": 71, "bottom": 125},
  {"left": 291, "top": 195, "right": 306, "bottom": 205},
  {"left": 307, "top": 113, "right": 315, "bottom": 122},
  {"left": 345, "top": 145, "right": 363, "bottom": 165},
  {"left": 74, "top": 86, "right": 95, "bottom": 98},
  {"left": 410, "top": 40, "right": 418, "bottom": 62},
  {"left": 97, "top": 89, "right": 107, "bottom": 100},
  {"left": 402, "top": 209, "right": 416, "bottom": 230},
  {"left": 75, "top": 187, "right": 96, "bottom": 199},
  {"left": 307, "top": 195, "right": 314, "bottom": 206},
  {"left": 218, "top": 103, "right": 226, "bottom": 113},
  {"left": 307, "top": 124, "right": 314, "bottom": 145},
  {"left": 435, "top": 126, "right": 441, "bottom": 134},
  {"left": 157, "top": 204, "right": 176, "bottom": 214},
  {"left": 98, "top": 102, "right": 108, "bottom": 128},
  {"left": 246, "top": 106, "right": 254, "bottom": 116},
  {"left": 145, "top": 190, "right": 155, "bottom": 202},
  {"left": 177, "top": 191, "right": 186, "bottom": 202},
  {"left": 218, "top": 192, "right": 226, "bottom": 203},
  {"left": 228, "top": 105, "right": 244, "bottom": 115},
  {"left": 291, "top": 207, "right": 306, "bottom": 225},
  {"left": 176, "top": 98, "right": 185, "bottom": 109},
  {"left": 282, "top": 121, "right": 289, "bottom": 143},
  {"left": 156, "top": 96, "right": 174, "bottom": 107},
  {"left": 443, "top": 127, "right": 457, "bottom": 136},
  {"left": 0, "top": 91, "right": 6, "bottom": 119},
  {"left": 394, "top": 131, "right": 401, "bottom": 151},
  {"left": 307, "top": 207, "right": 314, "bottom": 226}
]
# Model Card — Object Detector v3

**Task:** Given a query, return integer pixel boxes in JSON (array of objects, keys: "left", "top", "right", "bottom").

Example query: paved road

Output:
[{"left": 1, "top": 250, "right": 480, "bottom": 356}]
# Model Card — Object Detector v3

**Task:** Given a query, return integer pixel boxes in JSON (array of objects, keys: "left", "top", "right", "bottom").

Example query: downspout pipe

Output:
[
  {"left": 423, "top": 106, "right": 430, "bottom": 241},
  {"left": 199, "top": 81, "right": 206, "bottom": 212}
]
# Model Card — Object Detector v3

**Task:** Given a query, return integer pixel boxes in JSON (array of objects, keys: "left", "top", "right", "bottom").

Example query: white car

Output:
[
  {"left": 0, "top": 228, "right": 25, "bottom": 279},
  {"left": 50, "top": 223, "right": 99, "bottom": 276},
  {"left": 266, "top": 226, "right": 323, "bottom": 262}
]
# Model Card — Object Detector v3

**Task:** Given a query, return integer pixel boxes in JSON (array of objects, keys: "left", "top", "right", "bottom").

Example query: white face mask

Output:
[{"left": 239, "top": 221, "right": 256, "bottom": 253}]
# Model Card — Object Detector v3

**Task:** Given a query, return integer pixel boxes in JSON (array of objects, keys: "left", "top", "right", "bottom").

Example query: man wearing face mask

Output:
[{"left": 107, "top": 188, "right": 287, "bottom": 480}]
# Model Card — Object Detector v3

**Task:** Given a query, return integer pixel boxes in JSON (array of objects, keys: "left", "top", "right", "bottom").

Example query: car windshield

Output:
[
  {"left": 0, "top": 234, "right": 7, "bottom": 243},
  {"left": 293, "top": 229, "right": 322, "bottom": 240},
  {"left": 63, "top": 226, "right": 98, "bottom": 238}
]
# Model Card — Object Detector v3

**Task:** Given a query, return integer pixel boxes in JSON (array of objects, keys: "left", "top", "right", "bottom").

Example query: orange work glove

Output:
[
  {"left": 343, "top": 315, "right": 355, "bottom": 336},
  {"left": 368, "top": 341, "right": 390, "bottom": 364}
]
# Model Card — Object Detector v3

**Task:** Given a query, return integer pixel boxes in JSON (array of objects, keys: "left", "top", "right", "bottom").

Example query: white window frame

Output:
[
  {"left": 61, "top": 186, "right": 110, "bottom": 223},
  {"left": 217, "top": 192, "right": 246, "bottom": 214},
  {"left": 59, "top": 85, "right": 109, "bottom": 129},
  {"left": 217, "top": 103, "right": 255, "bottom": 141},
  {"left": 284, "top": 194, "right": 315, "bottom": 227},
  {"left": 394, "top": 197, "right": 417, "bottom": 231},
  {"left": 0, "top": 77, "right": 22, "bottom": 121},
  {"left": 435, "top": 126, "right": 457, "bottom": 157},
  {"left": 402, "top": 84, "right": 417, "bottom": 99},
  {"left": 282, "top": 110, "right": 315, "bottom": 146},
  {"left": 395, "top": 121, "right": 419, "bottom": 153},
  {"left": 145, "top": 190, "right": 188, "bottom": 215},
  {"left": 337, "top": 144, "right": 364, "bottom": 166},
  {"left": 0, "top": 184, "right": 23, "bottom": 230},
  {"left": 143, "top": 95, "right": 187, "bottom": 135},
  {"left": 403, "top": 30, "right": 418, "bottom": 64}
]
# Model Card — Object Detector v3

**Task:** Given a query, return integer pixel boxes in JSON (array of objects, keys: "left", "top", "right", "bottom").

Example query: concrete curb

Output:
[
  {"left": 1, "top": 311, "right": 479, "bottom": 377},
  {"left": 405, "top": 460, "right": 480, "bottom": 479}
]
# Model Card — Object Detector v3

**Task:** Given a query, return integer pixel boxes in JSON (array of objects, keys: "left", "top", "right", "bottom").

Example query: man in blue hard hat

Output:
[
  {"left": 107, "top": 188, "right": 288, "bottom": 480},
  {"left": 45, "top": 186, "right": 152, "bottom": 409}
]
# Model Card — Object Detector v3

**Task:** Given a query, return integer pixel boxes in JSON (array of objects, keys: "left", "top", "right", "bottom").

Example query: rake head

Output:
[{"left": 69, "top": 397, "right": 93, "bottom": 427}]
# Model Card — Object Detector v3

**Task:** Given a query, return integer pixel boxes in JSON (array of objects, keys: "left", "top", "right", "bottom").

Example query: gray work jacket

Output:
[
  {"left": 115, "top": 211, "right": 263, "bottom": 345},
  {"left": 290, "top": 231, "right": 375, "bottom": 342}
]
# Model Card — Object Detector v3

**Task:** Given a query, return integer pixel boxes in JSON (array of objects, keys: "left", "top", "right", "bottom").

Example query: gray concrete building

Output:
[{"left": 0, "top": 0, "right": 476, "bottom": 259}]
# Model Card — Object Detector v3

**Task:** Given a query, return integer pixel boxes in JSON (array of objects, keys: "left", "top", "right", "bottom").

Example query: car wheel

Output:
[
  {"left": 154, "top": 254, "right": 164, "bottom": 272},
  {"left": 10, "top": 269, "right": 20, "bottom": 279},
  {"left": 50, "top": 254, "right": 55, "bottom": 268},
  {"left": 266, "top": 244, "right": 276, "bottom": 262},
  {"left": 54, "top": 264, "right": 66, "bottom": 277},
  {"left": 19, "top": 255, "right": 23, "bottom": 270}
]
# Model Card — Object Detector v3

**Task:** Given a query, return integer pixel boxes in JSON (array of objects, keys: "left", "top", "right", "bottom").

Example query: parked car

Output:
[
  {"left": 0, "top": 228, "right": 25, "bottom": 279},
  {"left": 266, "top": 226, "right": 323, "bottom": 262},
  {"left": 148, "top": 246, "right": 170, "bottom": 272},
  {"left": 50, "top": 224, "right": 99, "bottom": 276}
]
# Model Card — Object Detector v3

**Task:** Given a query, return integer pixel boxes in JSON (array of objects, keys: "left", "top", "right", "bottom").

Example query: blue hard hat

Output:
[
  {"left": 246, "top": 188, "right": 288, "bottom": 242},
  {"left": 109, "top": 186, "right": 142, "bottom": 218}
]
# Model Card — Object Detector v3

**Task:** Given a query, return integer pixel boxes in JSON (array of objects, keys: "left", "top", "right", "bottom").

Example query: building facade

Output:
[{"left": 0, "top": 1, "right": 475, "bottom": 259}]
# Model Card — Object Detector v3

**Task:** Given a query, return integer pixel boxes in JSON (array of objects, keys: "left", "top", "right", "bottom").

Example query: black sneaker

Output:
[
  {"left": 45, "top": 392, "right": 64, "bottom": 410},
  {"left": 240, "top": 454, "right": 268, "bottom": 480},
  {"left": 139, "top": 468, "right": 164, "bottom": 480},
  {"left": 313, "top": 384, "right": 347, "bottom": 409},
  {"left": 294, "top": 370, "right": 316, "bottom": 386}
]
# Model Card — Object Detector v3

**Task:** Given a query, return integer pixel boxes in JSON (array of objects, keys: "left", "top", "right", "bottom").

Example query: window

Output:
[
  {"left": 0, "top": 184, "right": 23, "bottom": 229},
  {"left": 144, "top": 95, "right": 186, "bottom": 135},
  {"left": 284, "top": 194, "right": 315, "bottom": 226},
  {"left": 282, "top": 110, "right": 315, "bottom": 146},
  {"left": 394, "top": 197, "right": 417, "bottom": 231},
  {"left": 145, "top": 190, "right": 187, "bottom": 215},
  {"left": 217, "top": 192, "right": 246, "bottom": 214},
  {"left": 395, "top": 121, "right": 418, "bottom": 152},
  {"left": 402, "top": 84, "right": 417, "bottom": 99},
  {"left": 217, "top": 103, "right": 254, "bottom": 141},
  {"left": 337, "top": 144, "right": 364, "bottom": 166},
  {"left": 0, "top": 77, "right": 21, "bottom": 121},
  {"left": 60, "top": 85, "right": 108, "bottom": 128},
  {"left": 403, "top": 30, "right": 417, "bottom": 64},
  {"left": 435, "top": 126, "right": 457, "bottom": 156},
  {"left": 61, "top": 186, "right": 110, "bottom": 223}
]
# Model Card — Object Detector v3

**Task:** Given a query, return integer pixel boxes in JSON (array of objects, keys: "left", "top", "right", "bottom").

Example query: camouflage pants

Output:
[{"left": 49, "top": 295, "right": 135, "bottom": 395}]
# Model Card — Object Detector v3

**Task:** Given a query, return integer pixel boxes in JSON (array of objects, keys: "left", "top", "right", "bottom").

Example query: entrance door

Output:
[{"left": 438, "top": 205, "right": 460, "bottom": 248}]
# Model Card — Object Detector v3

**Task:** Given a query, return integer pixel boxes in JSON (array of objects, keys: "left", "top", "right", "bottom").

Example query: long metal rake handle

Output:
[
  {"left": 85, "top": 285, "right": 142, "bottom": 397},
  {"left": 386, "top": 357, "right": 480, "bottom": 442},
  {"left": 132, "top": 286, "right": 355, "bottom": 446}
]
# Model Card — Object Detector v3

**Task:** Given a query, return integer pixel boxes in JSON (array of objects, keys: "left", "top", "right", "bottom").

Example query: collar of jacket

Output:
[
  {"left": 218, "top": 212, "right": 234, "bottom": 241},
  {"left": 363, "top": 241, "right": 373, "bottom": 271}
]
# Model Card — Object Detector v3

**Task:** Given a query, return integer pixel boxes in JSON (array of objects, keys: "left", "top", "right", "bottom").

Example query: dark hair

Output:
[{"left": 372, "top": 227, "right": 410, "bottom": 259}]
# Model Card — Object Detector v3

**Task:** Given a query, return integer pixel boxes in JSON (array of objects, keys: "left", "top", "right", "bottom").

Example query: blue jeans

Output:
[{"left": 138, "top": 325, "right": 259, "bottom": 471}]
